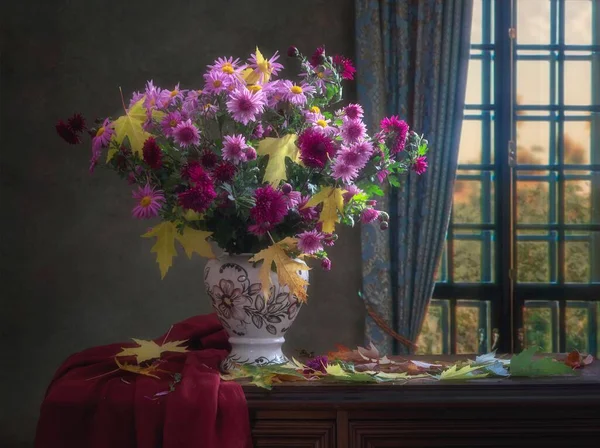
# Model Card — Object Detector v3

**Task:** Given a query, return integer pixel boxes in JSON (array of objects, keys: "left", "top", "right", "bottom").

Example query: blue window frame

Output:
[{"left": 420, "top": 0, "right": 600, "bottom": 355}]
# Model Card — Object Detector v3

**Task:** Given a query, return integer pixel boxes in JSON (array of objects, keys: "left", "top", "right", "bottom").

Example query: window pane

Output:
[
  {"left": 566, "top": 301, "right": 590, "bottom": 353},
  {"left": 516, "top": 172, "right": 556, "bottom": 224},
  {"left": 564, "top": 61, "right": 592, "bottom": 106},
  {"left": 457, "top": 300, "right": 490, "bottom": 354},
  {"left": 435, "top": 242, "right": 447, "bottom": 283},
  {"left": 470, "top": 0, "right": 483, "bottom": 44},
  {"left": 416, "top": 300, "right": 448, "bottom": 355},
  {"left": 565, "top": 179, "right": 597, "bottom": 224},
  {"left": 564, "top": 120, "right": 591, "bottom": 164},
  {"left": 517, "top": 0, "right": 551, "bottom": 45},
  {"left": 523, "top": 301, "right": 558, "bottom": 352},
  {"left": 516, "top": 121, "right": 551, "bottom": 164},
  {"left": 453, "top": 234, "right": 483, "bottom": 283},
  {"left": 458, "top": 120, "right": 482, "bottom": 164},
  {"left": 565, "top": 230, "right": 600, "bottom": 283},
  {"left": 517, "top": 232, "right": 554, "bottom": 283},
  {"left": 465, "top": 59, "right": 482, "bottom": 105},
  {"left": 453, "top": 172, "right": 495, "bottom": 224},
  {"left": 517, "top": 61, "right": 551, "bottom": 105},
  {"left": 565, "top": 0, "right": 593, "bottom": 45}
]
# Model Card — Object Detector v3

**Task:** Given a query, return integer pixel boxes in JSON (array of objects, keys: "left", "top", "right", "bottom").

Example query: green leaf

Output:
[
  {"left": 483, "top": 361, "right": 510, "bottom": 377},
  {"left": 363, "top": 184, "right": 384, "bottom": 197},
  {"left": 510, "top": 347, "right": 574, "bottom": 377},
  {"left": 418, "top": 142, "right": 428, "bottom": 156},
  {"left": 388, "top": 176, "right": 401, "bottom": 188},
  {"left": 438, "top": 364, "right": 489, "bottom": 381}
]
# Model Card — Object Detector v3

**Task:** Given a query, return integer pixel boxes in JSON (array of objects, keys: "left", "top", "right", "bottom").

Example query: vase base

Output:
[{"left": 222, "top": 336, "right": 289, "bottom": 371}]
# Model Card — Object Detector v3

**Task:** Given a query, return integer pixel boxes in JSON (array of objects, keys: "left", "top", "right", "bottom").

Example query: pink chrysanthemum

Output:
[
  {"left": 90, "top": 118, "right": 114, "bottom": 171},
  {"left": 160, "top": 111, "right": 182, "bottom": 137},
  {"left": 338, "top": 140, "right": 374, "bottom": 169},
  {"left": 182, "top": 90, "right": 201, "bottom": 115},
  {"left": 305, "top": 110, "right": 336, "bottom": 135},
  {"left": 339, "top": 118, "right": 367, "bottom": 145},
  {"left": 226, "top": 87, "right": 266, "bottom": 125},
  {"left": 321, "top": 257, "right": 332, "bottom": 271},
  {"left": 361, "top": 208, "right": 380, "bottom": 224},
  {"left": 380, "top": 116, "right": 410, "bottom": 153},
  {"left": 310, "top": 46, "right": 326, "bottom": 67},
  {"left": 331, "top": 159, "right": 359, "bottom": 183},
  {"left": 248, "top": 185, "right": 288, "bottom": 235},
  {"left": 131, "top": 184, "right": 165, "bottom": 220},
  {"left": 282, "top": 187, "right": 302, "bottom": 209},
  {"left": 297, "top": 230, "right": 324, "bottom": 254},
  {"left": 173, "top": 119, "right": 200, "bottom": 148},
  {"left": 157, "top": 83, "right": 184, "bottom": 108},
  {"left": 280, "top": 80, "right": 315, "bottom": 106},
  {"left": 343, "top": 184, "right": 362, "bottom": 203},
  {"left": 412, "top": 156, "right": 428, "bottom": 175},
  {"left": 343, "top": 104, "right": 364, "bottom": 120},
  {"left": 297, "top": 128, "right": 337, "bottom": 168},
  {"left": 208, "top": 56, "right": 243, "bottom": 75},
  {"left": 376, "top": 168, "right": 390, "bottom": 183},
  {"left": 300, "top": 66, "right": 333, "bottom": 93},
  {"left": 247, "top": 50, "right": 284, "bottom": 84},
  {"left": 203, "top": 71, "right": 230, "bottom": 94},
  {"left": 142, "top": 80, "right": 165, "bottom": 111},
  {"left": 332, "top": 54, "right": 356, "bottom": 80},
  {"left": 222, "top": 134, "right": 250, "bottom": 165}
]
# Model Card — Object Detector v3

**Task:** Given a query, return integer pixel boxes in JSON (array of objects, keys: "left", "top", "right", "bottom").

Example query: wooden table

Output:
[{"left": 243, "top": 358, "right": 600, "bottom": 447}]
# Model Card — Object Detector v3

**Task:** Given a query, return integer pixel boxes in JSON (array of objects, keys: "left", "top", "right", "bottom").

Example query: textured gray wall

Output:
[{"left": 0, "top": 0, "right": 364, "bottom": 446}]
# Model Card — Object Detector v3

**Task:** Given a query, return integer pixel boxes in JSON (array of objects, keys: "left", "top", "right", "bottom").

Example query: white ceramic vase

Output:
[{"left": 204, "top": 254, "right": 308, "bottom": 371}]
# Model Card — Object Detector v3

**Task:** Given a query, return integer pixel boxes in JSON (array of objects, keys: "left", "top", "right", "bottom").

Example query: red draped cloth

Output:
[{"left": 35, "top": 314, "right": 253, "bottom": 448}]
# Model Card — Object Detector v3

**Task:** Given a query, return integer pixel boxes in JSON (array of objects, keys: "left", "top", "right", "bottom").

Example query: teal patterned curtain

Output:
[{"left": 356, "top": 0, "right": 473, "bottom": 353}]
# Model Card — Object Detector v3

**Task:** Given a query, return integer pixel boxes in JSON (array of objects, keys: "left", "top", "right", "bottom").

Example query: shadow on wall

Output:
[{"left": 0, "top": 0, "right": 365, "bottom": 445}]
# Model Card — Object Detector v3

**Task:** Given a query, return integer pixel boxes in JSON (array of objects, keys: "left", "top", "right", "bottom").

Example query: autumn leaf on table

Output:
[
  {"left": 109, "top": 98, "right": 154, "bottom": 160},
  {"left": 256, "top": 134, "right": 299, "bottom": 186},
  {"left": 510, "top": 347, "right": 575, "bottom": 377},
  {"left": 564, "top": 350, "right": 594, "bottom": 369},
  {"left": 116, "top": 338, "right": 189, "bottom": 364},
  {"left": 249, "top": 237, "right": 309, "bottom": 303},
  {"left": 437, "top": 364, "right": 489, "bottom": 381},
  {"left": 115, "top": 358, "right": 164, "bottom": 379},
  {"left": 304, "top": 186, "right": 346, "bottom": 233},
  {"left": 142, "top": 221, "right": 213, "bottom": 278}
]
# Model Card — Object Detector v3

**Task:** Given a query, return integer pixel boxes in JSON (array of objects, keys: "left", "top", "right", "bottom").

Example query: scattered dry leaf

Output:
[{"left": 116, "top": 338, "right": 188, "bottom": 364}]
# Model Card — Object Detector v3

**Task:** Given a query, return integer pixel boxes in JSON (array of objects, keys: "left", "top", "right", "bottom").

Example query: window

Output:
[{"left": 418, "top": 0, "right": 600, "bottom": 355}]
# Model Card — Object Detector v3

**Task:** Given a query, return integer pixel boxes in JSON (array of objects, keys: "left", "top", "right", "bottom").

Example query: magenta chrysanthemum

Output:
[
  {"left": 297, "top": 128, "right": 337, "bottom": 168},
  {"left": 331, "top": 160, "right": 359, "bottom": 183},
  {"left": 282, "top": 190, "right": 302, "bottom": 209},
  {"left": 361, "top": 208, "right": 379, "bottom": 224},
  {"left": 213, "top": 162, "right": 237, "bottom": 183},
  {"left": 178, "top": 183, "right": 217, "bottom": 213},
  {"left": 339, "top": 118, "right": 367, "bottom": 145},
  {"left": 298, "top": 195, "right": 319, "bottom": 221},
  {"left": 297, "top": 230, "right": 324, "bottom": 254},
  {"left": 321, "top": 257, "right": 332, "bottom": 271},
  {"left": 173, "top": 119, "right": 200, "bottom": 148},
  {"left": 142, "top": 137, "right": 163, "bottom": 169},
  {"left": 248, "top": 185, "right": 288, "bottom": 235},
  {"left": 310, "top": 46, "right": 326, "bottom": 67},
  {"left": 200, "top": 150, "right": 219, "bottom": 169},
  {"left": 332, "top": 55, "right": 356, "bottom": 80},
  {"left": 222, "top": 134, "right": 250, "bottom": 165},
  {"left": 412, "top": 156, "right": 428, "bottom": 175},
  {"left": 55, "top": 121, "right": 80, "bottom": 144},
  {"left": 380, "top": 116, "right": 409, "bottom": 152},
  {"left": 187, "top": 164, "right": 213, "bottom": 188},
  {"left": 131, "top": 184, "right": 165, "bottom": 220},
  {"left": 343, "top": 104, "right": 364, "bottom": 120},
  {"left": 226, "top": 87, "right": 266, "bottom": 125},
  {"left": 67, "top": 113, "right": 86, "bottom": 132},
  {"left": 343, "top": 184, "right": 362, "bottom": 203},
  {"left": 160, "top": 111, "right": 182, "bottom": 137}
]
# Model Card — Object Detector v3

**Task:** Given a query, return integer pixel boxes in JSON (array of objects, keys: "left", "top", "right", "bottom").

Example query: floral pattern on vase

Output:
[{"left": 205, "top": 254, "right": 307, "bottom": 370}]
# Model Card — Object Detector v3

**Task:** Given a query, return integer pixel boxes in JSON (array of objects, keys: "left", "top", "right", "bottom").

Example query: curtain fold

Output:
[{"left": 356, "top": 0, "right": 473, "bottom": 353}]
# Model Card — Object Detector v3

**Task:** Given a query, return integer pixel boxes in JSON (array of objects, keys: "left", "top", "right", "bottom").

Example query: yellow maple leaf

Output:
[
  {"left": 249, "top": 237, "right": 310, "bottom": 303},
  {"left": 175, "top": 226, "right": 214, "bottom": 259},
  {"left": 325, "top": 364, "right": 350, "bottom": 377},
  {"left": 304, "top": 187, "right": 346, "bottom": 233},
  {"left": 116, "top": 338, "right": 188, "bottom": 364},
  {"left": 242, "top": 47, "right": 275, "bottom": 84},
  {"left": 110, "top": 98, "right": 152, "bottom": 159},
  {"left": 115, "top": 358, "right": 163, "bottom": 379},
  {"left": 256, "top": 134, "right": 299, "bottom": 186},
  {"left": 142, "top": 221, "right": 214, "bottom": 278},
  {"left": 142, "top": 221, "right": 178, "bottom": 279}
]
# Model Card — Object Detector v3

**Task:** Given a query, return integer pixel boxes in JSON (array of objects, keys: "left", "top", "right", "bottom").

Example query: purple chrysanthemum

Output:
[
  {"left": 280, "top": 80, "right": 316, "bottom": 106},
  {"left": 226, "top": 87, "right": 266, "bottom": 125},
  {"left": 298, "top": 195, "right": 319, "bottom": 221},
  {"left": 132, "top": 184, "right": 165, "bottom": 220},
  {"left": 343, "top": 184, "right": 362, "bottom": 203},
  {"left": 297, "top": 230, "right": 324, "bottom": 255},
  {"left": 90, "top": 118, "right": 114, "bottom": 172},
  {"left": 222, "top": 134, "right": 250, "bottom": 165},
  {"left": 305, "top": 355, "right": 328, "bottom": 373},
  {"left": 412, "top": 156, "right": 428, "bottom": 175},
  {"left": 297, "top": 128, "right": 337, "bottom": 168},
  {"left": 320, "top": 257, "right": 332, "bottom": 271},
  {"left": 203, "top": 70, "right": 230, "bottom": 94},
  {"left": 339, "top": 118, "right": 367, "bottom": 145},
  {"left": 248, "top": 185, "right": 288, "bottom": 235},
  {"left": 247, "top": 50, "right": 284, "bottom": 84},
  {"left": 160, "top": 111, "right": 182, "bottom": 137},
  {"left": 173, "top": 119, "right": 200, "bottom": 148}
]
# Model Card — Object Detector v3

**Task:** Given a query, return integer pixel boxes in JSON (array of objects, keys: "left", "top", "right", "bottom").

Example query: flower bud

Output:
[
  {"left": 287, "top": 46, "right": 299, "bottom": 58},
  {"left": 377, "top": 211, "right": 390, "bottom": 222},
  {"left": 245, "top": 147, "right": 257, "bottom": 161},
  {"left": 380, "top": 221, "right": 389, "bottom": 230},
  {"left": 366, "top": 200, "right": 377, "bottom": 207},
  {"left": 321, "top": 257, "right": 332, "bottom": 271},
  {"left": 281, "top": 183, "right": 293, "bottom": 194}
]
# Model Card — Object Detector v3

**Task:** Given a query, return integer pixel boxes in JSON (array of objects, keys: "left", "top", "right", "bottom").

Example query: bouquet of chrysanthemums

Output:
[{"left": 56, "top": 46, "right": 428, "bottom": 301}]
